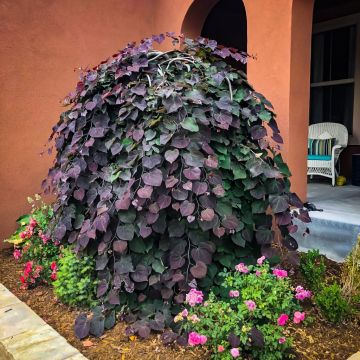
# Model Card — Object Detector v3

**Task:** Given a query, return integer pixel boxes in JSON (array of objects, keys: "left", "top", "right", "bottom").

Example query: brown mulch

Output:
[{"left": 0, "top": 248, "right": 359, "bottom": 360}]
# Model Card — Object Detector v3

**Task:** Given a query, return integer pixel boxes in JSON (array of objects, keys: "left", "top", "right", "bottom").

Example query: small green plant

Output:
[
  {"left": 176, "top": 257, "right": 309, "bottom": 359},
  {"left": 315, "top": 283, "right": 350, "bottom": 323},
  {"left": 54, "top": 247, "right": 98, "bottom": 308},
  {"left": 300, "top": 249, "right": 326, "bottom": 291},
  {"left": 5, "top": 195, "right": 60, "bottom": 288}
]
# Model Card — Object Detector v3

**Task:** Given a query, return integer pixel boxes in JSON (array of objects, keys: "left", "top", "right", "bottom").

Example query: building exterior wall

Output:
[{"left": 0, "top": 0, "right": 312, "bottom": 243}]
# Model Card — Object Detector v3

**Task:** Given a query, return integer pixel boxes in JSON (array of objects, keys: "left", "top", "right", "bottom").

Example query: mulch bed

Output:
[{"left": 0, "top": 248, "right": 359, "bottom": 360}]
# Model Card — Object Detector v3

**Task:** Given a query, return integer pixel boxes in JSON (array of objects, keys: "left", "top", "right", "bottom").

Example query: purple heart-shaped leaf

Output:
[
  {"left": 137, "top": 185, "right": 153, "bottom": 199},
  {"left": 180, "top": 200, "right": 195, "bottom": 217},
  {"left": 165, "top": 149, "right": 179, "bottom": 164},
  {"left": 183, "top": 167, "right": 201, "bottom": 180},
  {"left": 142, "top": 169, "right": 163, "bottom": 187},
  {"left": 201, "top": 208, "right": 215, "bottom": 222}
]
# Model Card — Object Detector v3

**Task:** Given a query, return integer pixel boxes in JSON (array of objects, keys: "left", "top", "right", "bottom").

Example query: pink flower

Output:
[
  {"left": 19, "top": 231, "right": 27, "bottom": 239},
  {"left": 218, "top": 345, "right": 225, "bottom": 353},
  {"left": 13, "top": 249, "right": 21, "bottom": 260},
  {"left": 229, "top": 290, "right": 239, "bottom": 298},
  {"left": 40, "top": 234, "right": 50, "bottom": 244},
  {"left": 50, "top": 262, "right": 57, "bottom": 271},
  {"left": 244, "top": 300, "right": 256, "bottom": 311},
  {"left": 272, "top": 268, "right": 288, "bottom": 279},
  {"left": 277, "top": 313, "right": 289, "bottom": 326},
  {"left": 235, "top": 262, "right": 249, "bottom": 273},
  {"left": 29, "top": 218, "right": 37, "bottom": 229},
  {"left": 181, "top": 309, "right": 188, "bottom": 317},
  {"left": 255, "top": 270, "right": 261, "bottom": 277},
  {"left": 279, "top": 337, "right": 286, "bottom": 344},
  {"left": 20, "top": 275, "right": 26, "bottom": 284},
  {"left": 189, "top": 314, "right": 200, "bottom": 323},
  {"left": 230, "top": 348, "right": 240, "bottom": 358},
  {"left": 293, "top": 311, "right": 305, "bottom": 324},
  {"left": 257, "top": 256, "right": 266, "bottom": 265},
  {"left": 50, "top": 272, "right": 57, "bottom": 281},
  {"left": 186, "top": 289, "right": 204, "bottom": 307},
  {"left": 295, "top": 286, "right": 312, "bottom": 301},
  {"left": 188, "top": 332, "right": 207, "bottom": 346}
]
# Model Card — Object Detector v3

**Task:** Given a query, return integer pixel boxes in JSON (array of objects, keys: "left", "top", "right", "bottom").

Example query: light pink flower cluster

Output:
[
  {"left": 257, "top": 256, "right": 266, "bottom": 265},
  {"left": 229, "top": 290, "right": 239, "bottom": 298},
  {"left": 13, "top": 249, "right": 22, "bottom": 260},
  {"left": 235, "top": 262, "right": 249, "bottom": 273},
  {"left": 272, "top": 268, "right": 288, "bottom": 279},
  {"left": 230, "top": 348, "right": 240, "bottom": 358},
  {"left": 218, "top": 345, "right": 225, "bottom": 353},
  {"left": 19, "top": 218, "right": 37, "bottom": 240},
  {"left": 278, "top": 337, "right": 286, "bottom": 344},
  {"left": 38, "top": 229, "right": 50, "bottom": 245},
  {"left": 295, "top": 286, "right": 312, "bottom": 301},
  {"left": 188, "top": 332, "right": 207, "bottom": 346},
  {"left": 277, "top": 313, "right": 289, "bottom": 326},
  {"left": 244, "top": 300, "right": 256, "bottom": 311},
  {"left": 293, "top": 311, "right": 306, "bottom": 324},
  {"left": 186, "top": 289, "right": 204, "bottom": 307},
  {"left": 188, "top": 314, "right": 200, "bottom": 323}
]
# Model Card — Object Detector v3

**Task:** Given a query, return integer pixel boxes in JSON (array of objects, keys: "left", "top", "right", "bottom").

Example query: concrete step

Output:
[{"left": 0, "top": 283, "right": 87, "bottom": 360}]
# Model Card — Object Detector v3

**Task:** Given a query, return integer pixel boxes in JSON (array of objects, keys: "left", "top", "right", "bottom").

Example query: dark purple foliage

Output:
[{"left": 45, "top": 33, "right": 309, "bottom": 337}]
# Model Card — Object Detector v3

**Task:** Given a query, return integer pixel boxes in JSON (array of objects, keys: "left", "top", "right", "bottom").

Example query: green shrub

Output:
[
  {"left": 315, "top": 283, "right": 350, "bottom": 323},
  {"left": 54, "top": 248, "right": 98, "bottom": 308},
  {"left": 177, "top": 258, "right": 305, "bottom": 359},
  {"left": 300, "top": 249, "right": 326, "bottom": 291}
]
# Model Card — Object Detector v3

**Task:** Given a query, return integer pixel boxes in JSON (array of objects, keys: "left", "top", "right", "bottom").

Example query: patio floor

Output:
[{"left": 293, "top": 181, "right": 360, "bottom": 262}]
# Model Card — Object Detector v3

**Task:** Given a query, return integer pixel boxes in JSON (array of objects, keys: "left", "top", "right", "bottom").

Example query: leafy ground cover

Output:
[{"left": 1, "top": 247, "right": 358, "bottom": 360}]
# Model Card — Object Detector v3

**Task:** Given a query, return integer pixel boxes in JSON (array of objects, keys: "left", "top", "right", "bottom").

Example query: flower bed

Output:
[{"left": 1, "top": 248, "right": 359, "bottom": 359}]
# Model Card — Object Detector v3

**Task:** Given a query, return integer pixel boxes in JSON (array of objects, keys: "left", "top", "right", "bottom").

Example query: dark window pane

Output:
[
  {"left": 310, "top": 84, "right": 354, "bottom": 134},
  {"left": 331, "top": 26, "right": 356, "bottom": 80},
  {"left": 331, "top": 83, "right": 354, "bottom": 133},
  {"left": 311, "top": 25, "right": 356, "bottom": 82}
]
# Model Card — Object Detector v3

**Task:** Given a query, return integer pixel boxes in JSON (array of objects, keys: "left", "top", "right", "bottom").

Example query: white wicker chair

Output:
[{"left": 307, "top": 122, "right": 348, "bottom": 186}]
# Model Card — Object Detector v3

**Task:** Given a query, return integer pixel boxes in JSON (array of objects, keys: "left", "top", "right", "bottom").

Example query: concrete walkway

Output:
[
  {"left": 0, "top": 283, "right": 87, "bottom": 360},
  {"left": 294, "top": 182, "right": 360, "bottom": 262}
]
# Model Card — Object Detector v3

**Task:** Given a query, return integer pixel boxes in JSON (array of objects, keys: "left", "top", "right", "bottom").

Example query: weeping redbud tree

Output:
[{"left": 45, "top": 33, "right": 310, "bottom": 339}]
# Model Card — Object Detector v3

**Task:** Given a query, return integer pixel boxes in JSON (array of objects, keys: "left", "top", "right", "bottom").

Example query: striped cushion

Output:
[
  {"left": 307, "top": 155, "right": 332, "bottom": 161},
  {"left": 308, "top": 138, "right": 335, "bottom": 156}
]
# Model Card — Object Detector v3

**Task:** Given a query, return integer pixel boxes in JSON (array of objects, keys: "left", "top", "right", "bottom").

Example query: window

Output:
[{"left": 310, "top": 25, "right": 356, "bottom": 134}]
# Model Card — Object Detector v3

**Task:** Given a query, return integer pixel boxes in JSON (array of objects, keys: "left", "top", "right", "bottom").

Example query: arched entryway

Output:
[{"left": 182, "top": 0, "right": 247, "bottom": 71}]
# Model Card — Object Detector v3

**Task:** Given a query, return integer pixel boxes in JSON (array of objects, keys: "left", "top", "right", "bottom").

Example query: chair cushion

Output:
[
  {"left": 308, "top": 138, "right": 335, "bottom": 156},
  {"left": 307, "top": 155, "right": 332, "bottom": 161}
]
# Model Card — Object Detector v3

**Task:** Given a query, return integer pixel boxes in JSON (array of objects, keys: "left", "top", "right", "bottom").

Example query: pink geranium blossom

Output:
[
  {"left": 244, "top": 300, "right": 256, "bottom": 311},
  {"left": 279, "top": 337, "right": 286, "bottom": 344},
  {"left": 255, "top": 270, "right": 261, "bottom": 276},
  {"left": 257, "top": 256, "right": 266, "bottom": 265},
  {"left": 229, "top": 290, "right": 239, "bottom": 298},
  {"left": 181, "top": 309, "right": 188, "bottom": 317},
  {"left": 295, "top": 286, "right": 312, "bottom": 301},
  {"left": 272, "top": 268, "right": 288, "bottom": 279},
  {"left": 186, "top": 289, "right": 204, "bottom": 307},
  {"left": 188, "top": 332, "right": 207, "bottom": 346},
  {"left": 29, "top": 218, "right": 37, "bottom": 229},
  {"left": 293, "top": 311, "right": 306, "bottom": 324},
  {"left": 218, "top": 345, "right": 225, "bottom": 352},
  {"left": 13, "top": 249, "right": 21, "bottom": 260},
  {"left": 277, "top": 313, "right": 289, "bottom": 326},
  {"left": 235, "top": 262, "right": 249, "bottom": 273},
  {"left": 230, "top": 348, "right": 240, "bottom": 358}
]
